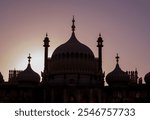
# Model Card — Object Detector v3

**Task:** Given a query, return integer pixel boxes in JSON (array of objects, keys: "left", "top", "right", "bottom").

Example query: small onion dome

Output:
[
  {"left": 16, "top": 54, "right": 40, "bottom": 84},
  {"left": 106, "top": 54, "right": 130, "bottom": 86},
  {"left": 144, "top": 72, "right": 150, "bottom": 84},
  {"left": 0, "top": 72, "right": 4, "bottom": 83}
]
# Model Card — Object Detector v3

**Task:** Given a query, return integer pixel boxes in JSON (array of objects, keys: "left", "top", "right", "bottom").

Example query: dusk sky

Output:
[{"left": 0, "top": 0, "right": 150, "bottom": 82}]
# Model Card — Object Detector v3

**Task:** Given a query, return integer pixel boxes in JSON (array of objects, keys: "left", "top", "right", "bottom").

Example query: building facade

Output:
[{"left": 0, "top": 17, "right": 150, "bottom": 102}]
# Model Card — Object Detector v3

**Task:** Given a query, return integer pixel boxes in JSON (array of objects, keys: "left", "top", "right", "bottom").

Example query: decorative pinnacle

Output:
[
  {"left": 72, "top": 16, "right": 75, "bottom": 32},
  {"left": 98, "top": 33, "right": 103, "bottom": 42},
  {"left": 28, "top": 53, "right": 32, "bottom": 64},
  {"left": 97, "top": 33, "right": 103, "bottom": 47},
  {"left": 116, "top": 53, "right": 120, "bottom": 63},
  {"left": 99, "top": 33, "right": 101, "bottom": 37},
  {"left": 46, "top": 33, "right": 48, "bottom": 37}
]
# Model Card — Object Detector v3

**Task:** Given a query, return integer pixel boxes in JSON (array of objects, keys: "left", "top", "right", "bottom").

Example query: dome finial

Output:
[
  {"left": 46, "top": 33, "right": 48, "bottom": 37},
  {"left": 72, "top": 16, "right": 75, "bottom": 32},
  {"left": 116, "top": 53, "right": 120, "bottom": 63},
  {"left": 28, "top": 53, "right": 32, "bottom": 64},
  {"left": 99, "top": 33, "right": 101, "bottom": 37}
]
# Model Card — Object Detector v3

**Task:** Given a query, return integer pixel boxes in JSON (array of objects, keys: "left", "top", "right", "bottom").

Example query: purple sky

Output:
[{"left": 0, "top": 0, "right": 150, "bottom": 82}]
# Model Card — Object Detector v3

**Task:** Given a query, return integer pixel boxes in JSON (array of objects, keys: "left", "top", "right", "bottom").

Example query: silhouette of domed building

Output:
[
  {"left": 46, "top": 17, "right": 102, "bottom": 86},
  {"left": 106, "top": 54, "right": 130, "bottom": 86},
  {"left": 0, "top": 17, "right": 150, "bottom": 102},
  {"left": 16, "top": 54, "right": 40, "bottom": 84},
  {"left": 41, "top": 17, "right": 104, "bottom": 102}
]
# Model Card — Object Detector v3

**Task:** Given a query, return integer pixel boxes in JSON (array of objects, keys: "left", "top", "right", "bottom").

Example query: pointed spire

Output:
[
  {"left": 46, "top": 33, "right": 48, "bottom": 37},
  {"left": 43, "top": 33, "right": 50, "bottom": 47},
  {"left": 99, "top": 33, "right": 101, "bottom": 37},
  {"left": 72, "top": 16, "right": 75, "bottom": 32},
  {"left": 116, "top": 53, "right": 120, "bottom": 64},
  {"left": 97, "top": 33, "right": 103, "bottom": 47},
  {"left": 28, "top": 53, "right": 32, "bottom": 64},
  {"left": 98, "top": 33, "right": 103, "bottom": 41}
]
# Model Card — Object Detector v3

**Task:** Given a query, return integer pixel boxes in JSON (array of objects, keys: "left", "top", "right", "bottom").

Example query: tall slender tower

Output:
[
  {"left": 43, "top": 33, "right": 50, "bottom": 78},
  {"left": 97, "top": 34, "right": 103, "bottom": 74},
  {"left": 97, "top": 34, "right": 104, "bottom": 87}
]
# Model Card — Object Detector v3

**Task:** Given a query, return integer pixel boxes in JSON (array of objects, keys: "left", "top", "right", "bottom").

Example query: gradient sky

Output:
[{"left": 0, "top": 0, "right": 150, "bottom": 82}]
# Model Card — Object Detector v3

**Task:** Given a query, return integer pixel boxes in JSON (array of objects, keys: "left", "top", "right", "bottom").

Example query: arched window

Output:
[
  {"left": 71, "top": 52, "right": 74, "bottom": 58},
  {"left": 58, "top": 54, "right": 61, "bottom": 59},
  {"left": 75, "top": 53, "right": 79, "bottom": 59},
  {"left": 84, "top": 54, "right": 87, "bottom": 59},
  {"left": 80, "top": 53, "right": 83, "bottom": 58},
  {"left": 62, "top": 53, "right": 65, "bottom": 58},
  {"left": 67, "top": 52, "right": 69, "bottom": 58}
]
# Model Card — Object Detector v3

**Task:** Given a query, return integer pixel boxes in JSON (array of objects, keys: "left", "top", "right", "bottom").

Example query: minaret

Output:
[
  {"left": 97, "top": 33, "right": 103, "bottom": 74},
  {"left": 43, "top": 33, "right": 50, "bottom": 76}
]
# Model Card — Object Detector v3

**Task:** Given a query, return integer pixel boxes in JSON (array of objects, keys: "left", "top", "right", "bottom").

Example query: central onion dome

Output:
[
  {"left": 16, "top": 54, "right": 40, "bottom": 84},
  {"left": 106, "top": 54, "right": 130, "bottom": 86},
  {"left": 52, "top": 32, "right": 94, "bottom": 57},
  {"left": 49, "top": 17, "right": 97, "bottom": 75}
]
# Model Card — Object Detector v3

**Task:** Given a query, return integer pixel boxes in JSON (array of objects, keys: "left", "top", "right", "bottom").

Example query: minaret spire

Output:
[
  {"left": 72, "top": 16, "right": 75, "bottom": 32},
  {"left": 43, "top": 33, "right": 50, "bottom": 80},
  {"left": 97, "top": 33, "right": 103, "bottom": 73},
  {"left": 116, "top": 53, "right": 120, "bottom": 64},
  {"left": 97, "top": 33, "right": 104, "bottom": 86},
  {"left": 99, "top": 33, "right": 101, "bottom": 37},
  {"left": 28, "top": 53, "right": 31, "bottom": 64},
  {"left": 46, "top": 33, "right": 48, "bottom": 37}
]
